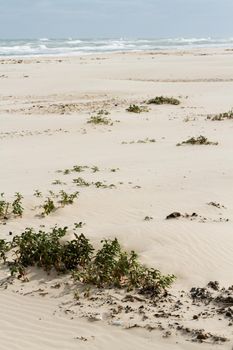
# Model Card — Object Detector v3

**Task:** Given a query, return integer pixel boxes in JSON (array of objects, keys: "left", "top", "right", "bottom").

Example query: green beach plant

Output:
[
  {"left": 147, "top": 96, "right": 180, "bottom": 105},
  {"left": 0, "top": 192, "right": 24, "bottom": 220},
  {"left": 87, "top": 115, "right": 113, "bottom": 125},
  {"left": 52, "top": 180, "right": 65, "bottom": 185},
  {"left": 41, "top": 197, "right": 56, "bottom": 216},
  {"left": 73, "top": 177, "right": 90, "bottom": 187},
  {"left": 0, "top": 239, "right": 10, "bottom": 263},
  {"left": 0, "top": 193, "right": 10, "bottom": 219},
  {"left": 207, "top": 109, "right": 233, "bottom": 121},
  {"left": 59, "top": 190, "right": 79, "bottom": 206},
  {"left": 177, "top": 135, "right": 218, "bottom": 146},
  {"left": 126, "top": 104, "right": 149, "bottom": 113},
  {"left": 93, "top": 181, "right": 116, "bottom": 189},
  {"left": 72, "top": 165, "right": 89, "bottom": 173},
  {"left": 1, "top": 225, "right": 175, "bottom": 296},
  {"left": 91, "top": 166, "right": 100, "bottom": 173},
  {"left": 12, "top": 192, "right": 24, "bottom": 217},
  {"left": 33, "top": 190, "right": 42, "bottom": 198}
]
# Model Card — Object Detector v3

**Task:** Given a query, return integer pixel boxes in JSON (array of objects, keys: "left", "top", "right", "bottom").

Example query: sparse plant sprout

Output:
[
  {"left": 59, "top": 190, "right": 79, "bottom": 206},
  {"left": 207, "top": 109, "right": 233, "bottom": 121},
  {"left": 207, "top": 202, "right": 224, "bottom": 209},
  {"left": 110, "top": 168, "right": 120, "bottom": 172},
  {"left": 0, "top": 193, "right": 9, "bottom": 219},
  {"left": 137, "top": 138, "right": 156, "bottom": 144},
  {"left": 72, "top": 165, "right": 89, "bottom": 173},
  {"left": 41, "top": 197, "right": 56, "bottom": 216},
  {"left": 147, "top": 96, "right": 180, "bottom": 105},
  {"left": 57, "top": 165, "right": 90, "bottom": 175},
  {"left": 0, "top": 239, "right": 10, "bottom": 263},
  {"left": 74, "top": 222, "right": 85, "bottom": 229},
  {"left": 33, "top": 190, "right": 42, "bottom": 198},
  {"left": 93, "top": 181, "right": 116, "bottom": 189},
  {"left": 97, "top": 109, "right": 110, "bottom": 116},
  {"left": 12, "top": 192, "right": 24, "bottom": 217},
  {"left": 48, "top": 190, "right": 58, "bottom": 198},
  {"left": 52, "top": 180, "right": 66, "bottom": 185},
  {"left": 126, "top": 104, "right": 149, "bottom": 113},
  {"left": 73, "top": 177, "right": 90, "bottom": 187},
  {"left": 0, "top": 193, "right": 23, "bottom": 220},
  {"left": 144, "top": 216, "right": 153, "bottom": 221},
  {"left": 63, "top": 169, "right": 71, "bottom": 175},
  {"left": 177, "top": 135, "right": 218, "bottom": 146},
  {"left": 91, "top": 166, "right": 100, "bottom": 173}
]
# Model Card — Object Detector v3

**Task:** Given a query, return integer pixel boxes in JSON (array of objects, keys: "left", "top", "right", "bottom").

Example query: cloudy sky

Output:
[{"left": 0, "top": 0, "right": 232, "bottom": 38}]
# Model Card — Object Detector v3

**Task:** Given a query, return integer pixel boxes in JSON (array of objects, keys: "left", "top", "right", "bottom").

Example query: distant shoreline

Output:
[
  {"left": 0, "top": 37, "right": 233, "bottom": 58},
  {"left": 0, "top": 47, "right": 233, "bottom": 61}
]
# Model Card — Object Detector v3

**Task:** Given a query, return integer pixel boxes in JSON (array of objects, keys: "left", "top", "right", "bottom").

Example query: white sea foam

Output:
[{"left": 0, "top": 37, "right": 233, "bottom": 57}]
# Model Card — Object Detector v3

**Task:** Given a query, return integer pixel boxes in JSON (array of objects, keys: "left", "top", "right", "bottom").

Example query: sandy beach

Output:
[{"left": 1, "top": 48, "right": 233, "bottom": 349}]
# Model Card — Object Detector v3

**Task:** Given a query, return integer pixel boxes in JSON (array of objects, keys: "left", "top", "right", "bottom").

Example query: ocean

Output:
[{"left": 0, "top": 37, "right": 233, "bottom": 57}]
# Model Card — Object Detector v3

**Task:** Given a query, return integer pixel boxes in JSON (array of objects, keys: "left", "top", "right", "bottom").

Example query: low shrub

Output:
[
  {"left": 147, "top": 96, "right": 180, "bottom": 105},
  {"left": 1, "top": 226, "right": 175, "bottom": 295},
  {"left": 87, "top": 114, "right": 112, "bottom": 125},
  {"left": 0, "top": 193, "right": 24, "bottom": 220},
  {"left": 177, "top": 135, "right": 218, "bottom": 146},
  {"left": 126, "top": 105, "right": 148, "bottom": 113},
  {"left": 207, "top": 110, "right": 233, "bottom": 121}
]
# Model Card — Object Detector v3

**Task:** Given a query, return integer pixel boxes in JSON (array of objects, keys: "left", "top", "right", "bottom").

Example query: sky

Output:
[{"left": 0, "top": 0, "right": 232, "bottom": 39}]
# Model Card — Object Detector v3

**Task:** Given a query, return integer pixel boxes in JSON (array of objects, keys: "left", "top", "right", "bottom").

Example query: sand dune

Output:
[{"left": 0, "top": 49, "right": 233, "bottom": 349}]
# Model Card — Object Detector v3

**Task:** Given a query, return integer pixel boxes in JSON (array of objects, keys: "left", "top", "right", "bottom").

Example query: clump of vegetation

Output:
[
  {"left": 41, "top": 190, "right": 79, "bottom": 215},
  {"left": 1, "top": 226, "right": 175, "bottom": 295},
  {"left": 87, "top": 110, "right": 113, "bottom": 125},
  {"left": 93, "top": 181, "right": 116, "bottom": 189},
  {"left": 91, "top": 166, "right": 100, "bottom": 173},
  {"left": 207, "top": 110, "right": 233, "bottom": 121},
  {"left": 147, "top": 96, "right": 180, "bottom": 105},
  {"left": 12, "top": 193, "right": 24, "bottom": 217},
  {"left": 96, "top": 109, "right": 110, "bottom": 116},
  {"left": 73, "top": 177, "right": 90, "bottom": 187},
  {"left": 41, "top": 197, "right": 56, "bottom": 216},
  {"left": 74, "top": 238, "right": 175, "bottom": 293},
  {"left": 177, "top": 135, "right": 218, "bottom": 146},
  {"left": 74, "top": 222, "right": 86, "bottom": 229},
  {"left": 0, "top": 239, "right": 10, "bottom": 263},
  {"left": 33, "top": 190, "right": 42, "bottom": 198},
  {"left": 0, "top": 193, "right": 24, "bottom": 220},
  {"left": 72, "top": 165, "right": 89, "bottom": 173},
  {"left": 144, "top": 216, "right": 153, "bottom": 221},
  {"left": 52, "top": 180, "right": 66, "bottom": 185},
  {"left": 126, "top": 104, "right": 149, "bottom": 113},
  {"left": 63, "top": 169, "right": 71, "bottom": 175},
  {"left": 110, "top": 168, "right": 120, "bottom": 172},
  {"left": 0, "top": 194, "right": 10, "bottom": 220},
  {"left": 87, "top": 115, "right": 112, "bottom": 125},
  {"left": 59, "top": 190, "right": 79, "bottom": 206},
  {"left": 57, "top": 165, "right": 90, "bottom": 175}
]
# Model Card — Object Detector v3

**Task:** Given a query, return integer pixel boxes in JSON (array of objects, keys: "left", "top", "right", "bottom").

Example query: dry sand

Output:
[{"left": 1, "top": 48, "right": 233, "bottom": 349}]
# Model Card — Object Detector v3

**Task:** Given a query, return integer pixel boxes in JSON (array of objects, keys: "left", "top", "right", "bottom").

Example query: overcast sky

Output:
[{"left": 0, "top": 0, "right": 232, "bottom": 39}]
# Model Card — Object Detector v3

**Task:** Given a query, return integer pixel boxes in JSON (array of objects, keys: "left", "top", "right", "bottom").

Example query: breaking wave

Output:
[{"left": 0, "top": 37, "right": 233, "bottom": 57}]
